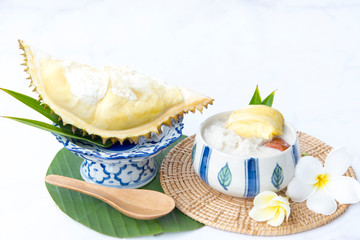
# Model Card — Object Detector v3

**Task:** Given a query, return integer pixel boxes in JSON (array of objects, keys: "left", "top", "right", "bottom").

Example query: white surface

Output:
[{"left": 1, "top": 0, "right": 360, "bottom": 239}]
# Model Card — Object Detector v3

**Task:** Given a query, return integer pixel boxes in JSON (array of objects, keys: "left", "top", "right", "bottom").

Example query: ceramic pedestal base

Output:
[
  {"left": 53, "top": 118, "right": 183, "bottom": 189},
  {"left": 79, "top": 157, "right": 156, "bottom": 189}
]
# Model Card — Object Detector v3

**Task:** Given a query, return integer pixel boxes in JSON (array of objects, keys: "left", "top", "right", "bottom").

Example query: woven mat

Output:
[{"left": 160, "top": 132, "right": 356, "bottom": 236}]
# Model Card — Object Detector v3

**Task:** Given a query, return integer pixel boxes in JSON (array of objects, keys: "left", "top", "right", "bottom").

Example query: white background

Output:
[{"left": 1, "top": 0, "right": 360, "bottom": 239}]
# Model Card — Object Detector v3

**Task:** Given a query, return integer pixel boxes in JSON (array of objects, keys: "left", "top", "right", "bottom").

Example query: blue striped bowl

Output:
[{"left": 192, "top": 112, "right": 300, "bottom": 198}]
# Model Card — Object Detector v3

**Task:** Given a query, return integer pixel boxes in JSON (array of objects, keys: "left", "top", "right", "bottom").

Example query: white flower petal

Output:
[
  {"left": 269, "top": 195, "right": 289, "bottom": 206},
  {"left": 249, "top": 206, "right": 277, "bottom": 222},
  {"left": 279, "top": 203, "right": 291, "bottom": 220},
  {"left": 325, "top": 147, "right": 354, "bottom": 176},
  {"left": 267, "top": 207, "right": 285, "bottom": 227},
  {"left": 295, "top": 156, "right": 324, "bottom": 184},
  {"left": 253, "top": 191, "right": 278, "bottom": 209},
  {"left": 306, "top": 187, "right": 337, "bottom": 215},
  {"left": 286, "top": 177, "right": 316, "bottom": 202},
  {"left": 270, "top": 195, "right": 289, "bottom": 204},
  {"left": 327, "top": 176, "right": 360, "bottom": 204}
]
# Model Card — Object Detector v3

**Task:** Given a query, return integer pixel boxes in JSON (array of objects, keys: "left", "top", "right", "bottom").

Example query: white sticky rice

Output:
[{"left": 203, "top": 120, "right": 281, "bottom": 158}]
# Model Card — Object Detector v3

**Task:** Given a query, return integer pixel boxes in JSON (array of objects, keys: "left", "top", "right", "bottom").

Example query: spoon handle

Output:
[
  {"left": 44, "top": 174, "right": 132, "bottom": 207},
  {"left": 45, "top": 174, "right": 104, "bottom": 195},
  {"left": 44, "top": 174, "right": 176, "bottom": 220},
  {"left": 45, "top": 175, "right": 138, "bottom": 216}
]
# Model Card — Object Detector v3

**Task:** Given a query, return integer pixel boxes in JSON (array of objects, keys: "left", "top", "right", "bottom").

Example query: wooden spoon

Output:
[{"left": 45, "top": 174, "right": 175, "bottom": 220}]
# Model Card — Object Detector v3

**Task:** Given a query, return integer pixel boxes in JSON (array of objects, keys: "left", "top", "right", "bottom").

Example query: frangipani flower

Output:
[
  {"left": 286, "top": 147, "right": 360, "bottom": 215},
  {"left": 249, "top": 191, "right": 290, "bottom": 227}
]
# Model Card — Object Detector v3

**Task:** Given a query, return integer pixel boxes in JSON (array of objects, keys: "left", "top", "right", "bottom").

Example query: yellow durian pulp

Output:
[
  {"left": 19, "top": 40, "right": 214, "bottom": 143},
  {"left": 225, "top": 105, "right": 284, "bottom": 140}
]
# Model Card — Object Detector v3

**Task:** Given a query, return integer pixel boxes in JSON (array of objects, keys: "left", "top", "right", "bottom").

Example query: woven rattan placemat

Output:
[{"left": 160, "top": 132, "right": 356, "bottom": 236}]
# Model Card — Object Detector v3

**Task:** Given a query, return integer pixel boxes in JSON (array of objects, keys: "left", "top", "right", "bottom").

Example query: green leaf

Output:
[
  {"left": 217, "top": 163, "right": 232, "bottom": 191},
  {"left": 0, "top": 88, "right": 61, "bottom": 124},
  {"left": 3, "top": 116, "right": 112, "bottom": 147},
  {"left": 0, "top": 88, "right": 114, "bottom": 147},
  {"left": 248, "top": 86, "right": 277, "bottom": 107},
  {"left": 271, "top": 163, "right": 284, "bottom": 189},
  {"left": 261, "top": 91, "right": 275, "bottom": 107},
  {"left": 249, "top": 85, "right": 262, "bottom": 105},
  {"left": 45, "top": 136, "right": 203, "bottom": 238}
]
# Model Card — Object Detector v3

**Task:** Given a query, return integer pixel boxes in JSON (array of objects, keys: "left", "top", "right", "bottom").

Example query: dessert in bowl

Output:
[{"left": 192, "top": 89, "right": 300, "bottom": 198}]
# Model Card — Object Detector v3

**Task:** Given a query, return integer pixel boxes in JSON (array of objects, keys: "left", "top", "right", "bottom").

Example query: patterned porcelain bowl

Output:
[
  {"left": 192, "top": 112, "right": 300, "bottom": 198},
  {"left": 54, "top": 119, "right": 183, "bottom": 189}
]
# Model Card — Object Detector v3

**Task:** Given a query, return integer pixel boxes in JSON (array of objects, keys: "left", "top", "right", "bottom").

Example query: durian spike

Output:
[
  {"left": 118, "top": 138, "right": 125, "bottom": 145},
  {"left": 172, "top": 115, "right": 178, "bottom": 123},
  {"left": 138, "top": 133, "right": 148, "bottom": 141},
  {"left": 132, "top": 136, "right": 140, "bottom": 144},
  {"left": 18, "top": 39, "right": 25, "bottom": 49},
  {"left": 155, "top": 126, "right": 162, "bottom": 137},
  {"left": 72, "top": 126, "right": 77, "bottom": 134},
  {"left": 196, "top": 104, "right": 204, "bottom": 113},
  {"left": 162, "top": 118, "right": 173, "bottom": 127},
  {"left": 102, "top": 138, "right": 109, "bottom": 145}
]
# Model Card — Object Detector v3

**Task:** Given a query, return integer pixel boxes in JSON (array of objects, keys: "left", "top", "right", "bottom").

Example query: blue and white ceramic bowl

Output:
[
  {"left": 192, "top": 112, "right": 300, "bottom": 198},
  {"left": 54, "top": 118, "right": 183, "bottom": 189}
]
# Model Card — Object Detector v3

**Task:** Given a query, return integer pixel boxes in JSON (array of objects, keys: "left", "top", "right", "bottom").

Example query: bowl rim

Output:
[
  {"left": 198, "top": 111, "right": 297, "bottom": 160},
  {"left": 53, "top": 119, "right": 184, "bottom": 160}
]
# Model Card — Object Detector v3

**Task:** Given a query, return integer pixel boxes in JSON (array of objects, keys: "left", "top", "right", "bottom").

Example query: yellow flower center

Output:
[{"left": 314, "top": 174, "right": 329, "bottom": 189}]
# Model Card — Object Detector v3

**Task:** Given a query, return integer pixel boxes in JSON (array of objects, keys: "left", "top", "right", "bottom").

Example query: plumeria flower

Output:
[
  {"left": 286, "top": 147, "right": 360, "bottom": 215},
  {"left": 249, "top": 191, "right": 290, "bottom": 227}
]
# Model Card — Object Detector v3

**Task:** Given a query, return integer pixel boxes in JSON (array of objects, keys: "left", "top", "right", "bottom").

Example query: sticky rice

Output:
[{"left": 203, "top": 120, "right": 281, "bottom": 158}]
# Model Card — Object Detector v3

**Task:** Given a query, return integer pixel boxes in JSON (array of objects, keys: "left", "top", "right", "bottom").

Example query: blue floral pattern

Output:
[{"left": 80, "top": 158, "right": 156, "bottom": 188}]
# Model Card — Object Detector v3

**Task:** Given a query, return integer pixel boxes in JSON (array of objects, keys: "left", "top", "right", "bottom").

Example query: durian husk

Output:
[{"left": 18, "top": 40, "right": 214, "bottom": 144}]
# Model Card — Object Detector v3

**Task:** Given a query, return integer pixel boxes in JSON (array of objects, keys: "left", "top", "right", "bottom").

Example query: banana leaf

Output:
[
  {"left": 261, "top": 90, "right": 275, "bottom": 107},
  {"left": 0, "top": 88, "right": 61, "bottom": 124},
  {"left": 1, "top": 88, "right": 112, "bottom": 147},
  {"left": 249, "top": 85, "right": 262, "bottom": 105},
  {"left": 45, "top": 136, "right": 204, "bottom": 238},
  {"left": 249, "top": 86, "right": 275, "bottom": 107},
  {"left": 3, "top": 116, "right": 112, "bottom": 147}
]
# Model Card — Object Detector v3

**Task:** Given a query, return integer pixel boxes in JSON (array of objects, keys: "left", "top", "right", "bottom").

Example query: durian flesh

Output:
[
  {"left": 225, "top": 105, "right": 284, "bottom": 140},
  {"left": 19, "top": 40, "right": 213, "bottom": 144}
]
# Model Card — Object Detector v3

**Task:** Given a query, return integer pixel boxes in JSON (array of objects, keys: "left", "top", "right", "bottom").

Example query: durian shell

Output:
[{"left": 19, "top": 40, "right": 213, "bottom": 144}]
